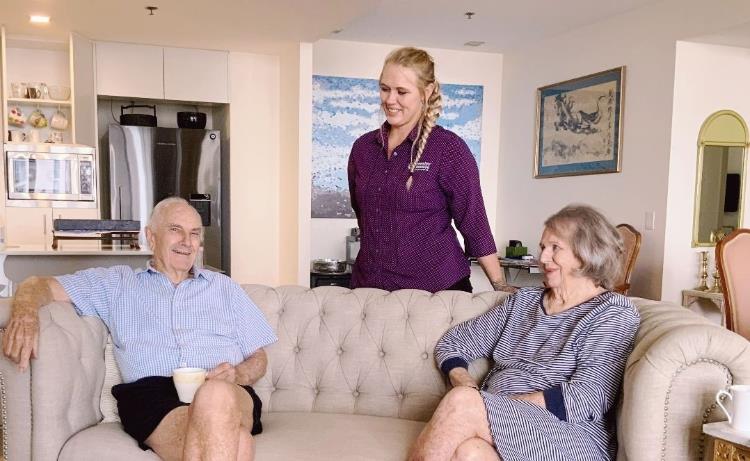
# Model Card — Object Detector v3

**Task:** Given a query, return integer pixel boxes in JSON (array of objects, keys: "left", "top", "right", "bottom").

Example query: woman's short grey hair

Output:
[{"left": 544, "top": 204, "right": 624, "bottom": 290}]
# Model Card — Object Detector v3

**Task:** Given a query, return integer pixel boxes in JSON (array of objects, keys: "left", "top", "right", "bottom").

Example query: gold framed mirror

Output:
[{"left": 692, "top": 110, "right": 748, "bottom": 247}]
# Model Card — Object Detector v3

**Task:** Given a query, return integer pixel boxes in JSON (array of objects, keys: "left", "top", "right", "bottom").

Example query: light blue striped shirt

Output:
[{"left": 57, "top": 264, "right": 277, "bottom": 383}]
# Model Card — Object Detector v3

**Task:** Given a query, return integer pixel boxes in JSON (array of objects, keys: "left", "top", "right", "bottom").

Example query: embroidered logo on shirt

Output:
[{"left": 414, "top": 162, "right": 431, "bottom": 172}]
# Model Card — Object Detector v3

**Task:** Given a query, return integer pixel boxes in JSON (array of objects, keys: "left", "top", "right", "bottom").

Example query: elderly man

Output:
[{"left": 2, "top": 197, "right": 277, "bottom": 460}]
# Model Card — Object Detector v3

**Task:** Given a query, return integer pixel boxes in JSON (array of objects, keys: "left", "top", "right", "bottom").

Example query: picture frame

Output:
[{"left": 534, "top": 66, "right": 625, "bottom": 178}]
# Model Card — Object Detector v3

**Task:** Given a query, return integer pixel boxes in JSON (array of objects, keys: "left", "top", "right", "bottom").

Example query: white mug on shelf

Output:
[
  {"left": 47, "top": 131, "right": 64, "bottom": 143},
  {"left": 716, "top": 384, "right": 750, "bottom": 433},
  {"left": 9, "top": 131, "right": 24, "bottom": 143},
  {"left": 50, "top": 110, "right": 69, "bottom": 130},
  {"left": 27, "top": 130, "right": 40, "bottom": 143}
]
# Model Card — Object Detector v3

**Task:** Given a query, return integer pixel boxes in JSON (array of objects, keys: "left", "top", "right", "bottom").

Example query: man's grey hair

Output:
[
  {"left": 544, "top": 204, "right": 624, "bottom": 290},
  {"left": 147, "top": 197, "right": 200, "bottom": 230}
]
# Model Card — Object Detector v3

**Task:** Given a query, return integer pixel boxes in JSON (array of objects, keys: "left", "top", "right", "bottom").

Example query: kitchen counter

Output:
[
  {"left": 0, "top": 243, "right": 153, "bottom": 256},
  {"left": 0, "top": 243, "right": 153, "bottom": 297}
]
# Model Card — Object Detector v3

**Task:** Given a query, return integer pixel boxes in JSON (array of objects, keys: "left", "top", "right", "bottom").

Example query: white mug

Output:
[
  {"left": 50, "top": 110, "right": 69, "bottom": 130},
  {"left": 716, "top": 384, "right": 750, "bottom": 432},
  {"left": 27, "top": 130, "right": 40, "bottom": 143},
  {"left": 173, "top": 367, "right": 206, "bottom": 403},
  {"left": 10, "top": 131, "right": 24, "bottom": 142}
]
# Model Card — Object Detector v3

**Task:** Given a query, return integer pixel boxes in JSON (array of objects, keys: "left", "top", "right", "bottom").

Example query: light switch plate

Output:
[{"left": 645, "top": 211, "right": 656, "bottom": 231}]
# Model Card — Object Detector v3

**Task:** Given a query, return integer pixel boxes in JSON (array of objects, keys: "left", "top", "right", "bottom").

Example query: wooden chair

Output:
[
  {"left": 716, "top": 228, "right": 750, "bottom": 339},
  {"left": 614, "top": 224, "right": 642, "bottom": 296}
]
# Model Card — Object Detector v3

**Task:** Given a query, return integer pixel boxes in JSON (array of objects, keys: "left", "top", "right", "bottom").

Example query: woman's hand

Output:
[
  {"left": 448, "top": 367, "right": 479, "bottom": 390},
  {"left": 510, "top": 391, "right": 546, "bottom": 407},
  {"left": 491, "top": 281, "right": 518, "bottom": 293}
]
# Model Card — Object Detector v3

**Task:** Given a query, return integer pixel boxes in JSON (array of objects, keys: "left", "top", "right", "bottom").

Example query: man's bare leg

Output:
[
  {"left": 182, "top": 379, "right": 255, "bottom": 460},
  {"left": 408, "top": 387, "right": 495, "bottom": 461},
  {"left": 144, "top": 381, "right": 255, "bottom": 461},
  {"left": 145, "top": 407, "right": 189, "bottom": 461}
]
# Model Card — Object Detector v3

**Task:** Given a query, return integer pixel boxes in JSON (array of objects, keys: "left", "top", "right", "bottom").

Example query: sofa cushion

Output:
[
  {"left": 59, "top": 422, "right": 160, "bottom": 461},
  {"left": 59, "top": 414, "right": 424, "bottom": 461},
  {"left": 255, "top": 412, "right": 425, "bottom": 460},
  {"left": 245, "top": 285, "right": 507, "bottom": 422}
]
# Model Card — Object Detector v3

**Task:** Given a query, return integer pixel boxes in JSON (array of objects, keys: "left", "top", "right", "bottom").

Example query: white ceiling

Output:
[
  {"left": 334, "top": 0, "right": 663, "bottom": 53},
  {"left": 1, "top": 0, "right": 749, "bottom": 54},
  {"left": 0, "top": 0, "right": 378, "bottom": 53},
  {"left": 689, "top": 20, "right": 750, "bottom": 49}
]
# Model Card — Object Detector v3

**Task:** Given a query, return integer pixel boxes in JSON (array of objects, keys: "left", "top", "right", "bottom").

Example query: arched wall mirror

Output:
[{"left": 692, "top": 110, "right": 749, "bottom": 247}]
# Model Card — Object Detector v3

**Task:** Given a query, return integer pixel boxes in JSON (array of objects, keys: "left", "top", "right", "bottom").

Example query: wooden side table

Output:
[
  {"left": 704, "top": 421, "right": 750, "bottom": 460},
  {"left": 682, "top": 289, "right": 726, "bottom": 327}
]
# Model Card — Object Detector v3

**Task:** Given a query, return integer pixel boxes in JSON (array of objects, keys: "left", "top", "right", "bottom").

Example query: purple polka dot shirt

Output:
[{"left": 347, "top": 122, "right": 497, "bottom": 292}]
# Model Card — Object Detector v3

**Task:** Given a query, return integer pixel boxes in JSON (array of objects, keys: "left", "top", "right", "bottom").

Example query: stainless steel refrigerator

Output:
[{"left": 105, "top": 124, "right": 228, "bottom": 272}]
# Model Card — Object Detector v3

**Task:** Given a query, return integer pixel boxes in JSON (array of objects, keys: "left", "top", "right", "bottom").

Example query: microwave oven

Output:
[{"left": 5, "top": 144, "right": 96, "bottom": 207}]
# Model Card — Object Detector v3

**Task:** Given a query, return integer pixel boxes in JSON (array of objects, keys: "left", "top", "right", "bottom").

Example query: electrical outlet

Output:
[{"left": 645, "top": 211, "right": 656, "bottom": 231}]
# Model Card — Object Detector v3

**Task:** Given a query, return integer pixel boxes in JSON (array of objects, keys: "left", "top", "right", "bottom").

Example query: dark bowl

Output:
[
  {"left": 120, "top": 113, "right": 157, "bottom": 127},
  {"left": 177, "top": 111, "right": 207, "bottom": 129}
]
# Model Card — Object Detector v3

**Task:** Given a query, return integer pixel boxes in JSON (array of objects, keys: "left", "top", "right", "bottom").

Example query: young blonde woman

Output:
[{"left": 347, "top": 47, "right": 509, "bottom": 293}]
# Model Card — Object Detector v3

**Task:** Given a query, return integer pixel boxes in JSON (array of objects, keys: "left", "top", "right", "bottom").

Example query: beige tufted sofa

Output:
[{"left": 1, "top": 285, "right": 749, "bottom": 461}]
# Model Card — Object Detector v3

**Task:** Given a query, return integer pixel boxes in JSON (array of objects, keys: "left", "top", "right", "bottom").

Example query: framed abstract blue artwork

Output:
[{"left": 534, "top": 67, "right": 625, "bottom": 178}]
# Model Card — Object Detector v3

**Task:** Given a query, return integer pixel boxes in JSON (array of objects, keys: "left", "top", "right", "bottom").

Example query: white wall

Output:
[
  {"left": 497, "top": 0, "right": 750, "bottom": 300},
  {"left": 228, "top": 52, "right": 281, "bottom": 284},
  {"left": 662, "top": 41, "right": 750, "bottom": 303},
  {"left": 302, "top": 39, "right": 503, "bottom": 284},
  {"left": 277, "top": 43, "right": 306, "bottom": 285}
]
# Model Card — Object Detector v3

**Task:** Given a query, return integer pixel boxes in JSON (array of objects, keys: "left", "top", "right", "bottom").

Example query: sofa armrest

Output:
[
  {"left": 0, "top": 298, "right": 32, "bottom": 461},
  {"left": 3, "top": 301, "right": 109, "bottom": 461},
  {"left": 618, "top": 299, "right": 750, "bottom": 461}
]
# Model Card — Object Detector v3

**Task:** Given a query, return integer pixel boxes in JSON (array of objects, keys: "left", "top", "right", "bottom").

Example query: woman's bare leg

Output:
[
  {"left": 408, "top": 387, "right": 495, "bottom": 461},
  {"left": 451, "top": 437, "right": 501, "bottom": 461}
]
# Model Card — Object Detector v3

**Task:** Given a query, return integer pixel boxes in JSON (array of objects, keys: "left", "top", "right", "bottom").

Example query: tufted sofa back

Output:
[
  {"left": 246, "top": 285, "right": 507, "bottom": 422},
  {"left": 99, "top": 285, "right": 507, "bottom": 423}
]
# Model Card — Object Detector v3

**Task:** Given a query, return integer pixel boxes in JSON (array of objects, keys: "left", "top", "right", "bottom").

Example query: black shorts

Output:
[{"left": 111, "top": 376, "right": 263, "bottom": 450}]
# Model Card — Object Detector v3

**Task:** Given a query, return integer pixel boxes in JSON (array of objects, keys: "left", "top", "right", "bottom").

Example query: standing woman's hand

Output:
[
  {"left": 491, "top": 281, "right": 518, "bottom": 293},
  {"left": 477, "top": 253, "right": 518, "bottom": 293}
]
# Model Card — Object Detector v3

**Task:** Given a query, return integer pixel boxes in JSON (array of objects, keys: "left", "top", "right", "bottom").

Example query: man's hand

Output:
[
  {"left": 207, "top": 362, "right": 237, "bottom": 384},
  {"left": 2, "top": 314, "right": 39, "bottom": 372},
  {"left": 1, "top": 276, "right": 67, "bottom": 372},
  {"left": 448, "top": 367, "right": 479, "bottom": 389}
]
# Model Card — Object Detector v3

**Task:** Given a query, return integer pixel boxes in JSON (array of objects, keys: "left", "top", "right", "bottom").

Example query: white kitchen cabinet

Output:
[
  {"left": 5, "top": 207, "right": 53, "bottom": 246},
  {"left": 95, "top": 41, "right": 164, "bottom": 99},
  {"left": 72, "top": 33, "right": 97, "bottom": 147},
  {"left": 164, "top": 47, "right": 228, "bottom": 103}
]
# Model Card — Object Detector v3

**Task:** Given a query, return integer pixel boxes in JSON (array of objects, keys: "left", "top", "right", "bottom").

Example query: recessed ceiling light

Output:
[
  {"left": 29, "top": 15, "right": 50, "bottom": 24},
  {"left": 464, "top": 41, "right": 485, "bottom": 47}
]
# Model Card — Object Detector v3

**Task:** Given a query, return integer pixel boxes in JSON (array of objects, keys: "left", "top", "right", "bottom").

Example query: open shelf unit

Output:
[{"left": 1, "top": 29, "right": 75, "bottom": 145}]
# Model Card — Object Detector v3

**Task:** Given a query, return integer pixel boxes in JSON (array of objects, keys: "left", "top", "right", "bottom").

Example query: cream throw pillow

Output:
[{"left": 99, "top": 336, "right": 123, "bottom": 423}]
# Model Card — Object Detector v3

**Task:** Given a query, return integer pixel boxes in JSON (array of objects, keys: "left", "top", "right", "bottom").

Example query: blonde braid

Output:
[{"left": 409, "top": 82, "right": 442, "bottom": 174}]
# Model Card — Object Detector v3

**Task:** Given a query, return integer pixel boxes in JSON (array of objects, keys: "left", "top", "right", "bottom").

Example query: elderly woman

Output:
[{"left": 408, "top": 205, "right": 640, "bottom": 461}]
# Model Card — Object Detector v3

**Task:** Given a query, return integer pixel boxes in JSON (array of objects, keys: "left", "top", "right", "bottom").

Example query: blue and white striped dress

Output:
[{"left": 435, "top": 287, "right": 640, "bottom": 461}]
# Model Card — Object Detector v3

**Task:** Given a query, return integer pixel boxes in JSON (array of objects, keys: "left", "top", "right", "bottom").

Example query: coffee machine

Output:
[{"left": 346, "top": 227, "right": 360, "bottom": 264}]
